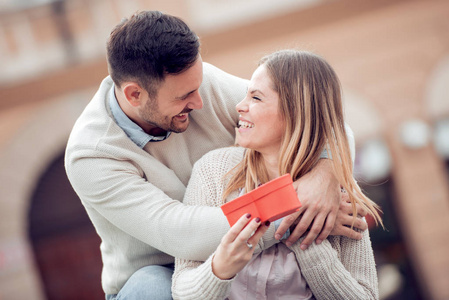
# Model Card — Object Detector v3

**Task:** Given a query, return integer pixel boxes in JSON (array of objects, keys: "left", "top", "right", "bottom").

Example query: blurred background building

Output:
[{"left": 0, "top": 0, "right": 448, "bottom": 299}]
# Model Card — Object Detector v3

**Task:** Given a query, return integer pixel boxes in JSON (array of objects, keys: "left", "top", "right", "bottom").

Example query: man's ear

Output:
[{"left": 122, "top": 83, "right": 143, "bottom": 107}]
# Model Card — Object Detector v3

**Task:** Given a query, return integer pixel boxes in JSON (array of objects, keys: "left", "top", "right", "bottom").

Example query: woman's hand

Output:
[{"left": 212, "top": 213, "right": 270, "bottom": 280}]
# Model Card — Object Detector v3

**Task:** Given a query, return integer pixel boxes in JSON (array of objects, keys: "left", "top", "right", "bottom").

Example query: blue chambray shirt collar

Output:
[{"left": 108, "top": 85, "right": 171, "bottom": 148}]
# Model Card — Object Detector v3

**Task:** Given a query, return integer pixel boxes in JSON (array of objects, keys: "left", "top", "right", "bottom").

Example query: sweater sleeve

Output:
[
  {"left": 172, "top": 148, "right": 238, "bottom": 299},
  {"left": 289, "top": 224, "right": 379, "bottom": 300},
  {"left": 173, "top": 254, "right": 233, "bottom": 300},
  {"left": 320, "top": 123, "right": 355, "bottom": 162},
  {"left": 66, "top": 149, "right": 233, "bottom": 260}
]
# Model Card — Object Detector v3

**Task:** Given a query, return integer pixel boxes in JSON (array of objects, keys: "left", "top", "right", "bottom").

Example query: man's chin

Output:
[{"left": 170, "top": 121, "right": 189, "bottom": 133}]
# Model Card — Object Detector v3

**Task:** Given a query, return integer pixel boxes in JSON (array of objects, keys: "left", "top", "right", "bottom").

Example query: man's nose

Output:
[{"left": 187, "top": 91, "right": 203, "bottom": 110}]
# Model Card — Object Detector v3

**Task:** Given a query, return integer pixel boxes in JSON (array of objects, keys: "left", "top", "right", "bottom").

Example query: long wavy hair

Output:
[{"left": 223, "top": 50, "right": 382, "bottom": 226}]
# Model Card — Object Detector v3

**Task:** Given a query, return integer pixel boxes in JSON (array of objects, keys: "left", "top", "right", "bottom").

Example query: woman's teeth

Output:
[
  {"left": 238, "top": 120, "right": 254, "bottom": 128},
  {"left": 177, "top": 113, "right": 187, "bottom": 117}
]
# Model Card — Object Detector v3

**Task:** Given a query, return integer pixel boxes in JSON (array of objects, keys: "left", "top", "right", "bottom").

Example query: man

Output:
[{"left": 65, "top": 11, "right": 367, "bottom": 299}]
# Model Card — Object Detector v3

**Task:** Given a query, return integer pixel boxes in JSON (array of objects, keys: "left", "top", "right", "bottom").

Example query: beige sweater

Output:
[
  {"left": 65, "top": 62, "right": 278, "bottom": 294},
  {"left": 172, "top": 147, "right": 379, "bottom": 300}
]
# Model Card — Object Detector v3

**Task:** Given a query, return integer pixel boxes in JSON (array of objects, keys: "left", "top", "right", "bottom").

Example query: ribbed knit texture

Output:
[
  {"left": 173, "top": 147, "right": 379, "bottom": 300},
  {"left": 65, "top": 63, "right": 278, "bottom": 294}
]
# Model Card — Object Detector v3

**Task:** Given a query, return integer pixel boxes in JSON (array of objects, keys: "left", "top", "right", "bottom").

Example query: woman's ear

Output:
[{"left": 122, "top": 83, "right": 143, "bottom": 107}]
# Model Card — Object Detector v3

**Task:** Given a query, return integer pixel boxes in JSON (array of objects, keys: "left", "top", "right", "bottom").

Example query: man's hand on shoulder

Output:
[
  {"left": 274, "top": 159, "right": 368, "bottom": 249},
  {"left": 330, "top": 191, "right": 368, "bottom": 239},
  {"left": 275, "top": 159, "right": 340, "bottom": 249}
]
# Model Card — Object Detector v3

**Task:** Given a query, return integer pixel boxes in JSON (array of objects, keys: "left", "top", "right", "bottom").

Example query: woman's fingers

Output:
[
  {"left": 221, "top": 213, "right": 252, "bottom": 244},
  {"left": 235, "top": 217, "right": 263, "bottom": 249},
  {"left": 247, "top": 220, "right": 271, "bottom": 247},
  {"left": 222, "top": 214, "right": 268, "bottom": 248},
  {"left": 212, "top": 214, "right": 269, "bottom": 279}
]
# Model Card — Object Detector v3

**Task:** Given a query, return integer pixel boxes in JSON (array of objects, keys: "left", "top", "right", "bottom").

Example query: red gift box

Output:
[{"left": 221, "top": 174, "right": 301, "bottom": 226}]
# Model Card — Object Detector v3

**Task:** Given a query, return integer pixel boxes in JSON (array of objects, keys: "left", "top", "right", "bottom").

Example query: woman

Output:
[{"left": 172, "top": 50, "right": 382, "bottom": 299}]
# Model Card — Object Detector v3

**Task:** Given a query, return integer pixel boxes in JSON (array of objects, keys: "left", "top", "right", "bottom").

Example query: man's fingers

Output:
[
  {"left": 274, "top": 210, "right": 301, "bottom": 240},
  {"left": 333, "top": 225, "right": 362, "bottom": 240},
  {"left": 316, "top": 207, "right": 338, "bottom": 243},
  {"left": 352, "top": 217, "right": 368, "bottom": 231},
  {"left": 355, "top": 203, "right": 368, "bottom": 218},
  {"left": 339, "top": 210, "right": 368, "bottom": 231},
  {"left": 340, "top": 200, "right": 353, "bottom": 214},
  {"left": 341, "top": 193, "right": 369, "bottom": 218},
  {"left": 341, "top": 190, "right": 350, "bottom": 203},
  {"left": 285, "top": 210, "right": 315, "bottom": 247},
  {"left": 297, "top": 212, "right": 327, "bottom": 249}
]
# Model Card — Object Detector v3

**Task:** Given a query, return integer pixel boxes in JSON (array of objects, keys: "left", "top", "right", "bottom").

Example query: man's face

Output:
[{"left": 138, "top": 57, "right": 204, "bottom": 134}]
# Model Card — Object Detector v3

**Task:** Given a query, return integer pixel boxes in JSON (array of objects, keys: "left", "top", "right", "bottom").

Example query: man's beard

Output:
[{"left": 139, "top": 104, "right": 191, "bottom": 134}]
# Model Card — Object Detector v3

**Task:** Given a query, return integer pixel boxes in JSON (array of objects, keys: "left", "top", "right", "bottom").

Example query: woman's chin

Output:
[{"left": 236, "top": 138, "right": 247, "bottom": 148}]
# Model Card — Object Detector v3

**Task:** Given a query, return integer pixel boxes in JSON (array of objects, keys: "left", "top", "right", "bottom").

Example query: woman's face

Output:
[{"left": 236, "top": 65, "right": 285, "bottom": 155}]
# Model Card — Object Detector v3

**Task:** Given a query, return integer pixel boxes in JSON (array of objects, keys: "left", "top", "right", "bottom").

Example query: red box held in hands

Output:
[{"left": 221, "top": 174, "right": 302, "bottom": 227}]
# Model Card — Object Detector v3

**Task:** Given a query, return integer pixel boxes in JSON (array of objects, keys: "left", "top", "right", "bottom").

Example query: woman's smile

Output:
[{"left": 235, "top": 65, "right": 284, "bottom": 155}]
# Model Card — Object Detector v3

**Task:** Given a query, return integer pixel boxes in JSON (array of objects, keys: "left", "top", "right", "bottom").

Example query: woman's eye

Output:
[{"left": 252, "top": 96, "right": 261, "bottom": 101}]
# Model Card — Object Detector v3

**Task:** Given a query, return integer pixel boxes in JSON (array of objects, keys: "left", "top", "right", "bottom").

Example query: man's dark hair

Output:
[{"left": 107, "top": 11, "right": 200, "bottom": 98}]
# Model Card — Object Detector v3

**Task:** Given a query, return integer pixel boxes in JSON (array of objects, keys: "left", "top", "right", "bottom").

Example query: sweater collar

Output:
[{"left": 108, "top": 85, "right": 171, "bottom": 148}]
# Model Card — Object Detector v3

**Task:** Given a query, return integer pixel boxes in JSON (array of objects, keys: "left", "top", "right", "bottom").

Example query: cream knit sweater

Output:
[
  {"left": 172, "top": 147, "right": 379, "bottom": 300},
  {"left": 65, "top": 63, "right": 278, "bottom": 294}
]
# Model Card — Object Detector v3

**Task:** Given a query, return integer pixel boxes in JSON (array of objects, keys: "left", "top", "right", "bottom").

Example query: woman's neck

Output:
[{"left": 262, "top": 152, "right": 280, "bottom": 181}]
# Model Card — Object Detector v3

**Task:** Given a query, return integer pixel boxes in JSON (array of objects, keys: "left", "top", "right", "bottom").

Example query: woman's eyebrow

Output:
[{"left": 249, "top": 89, "right": 265, "bottom": 97}]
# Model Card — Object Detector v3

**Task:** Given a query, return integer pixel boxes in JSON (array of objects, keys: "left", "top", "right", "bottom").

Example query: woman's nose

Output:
[{"left": 236, "top": 97, "right": 248, "bottom": 113}]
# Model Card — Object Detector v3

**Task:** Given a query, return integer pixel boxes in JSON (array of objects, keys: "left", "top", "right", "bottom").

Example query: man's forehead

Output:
[{"left": 159, "top": 59, "right": 203, "bottom": 97}]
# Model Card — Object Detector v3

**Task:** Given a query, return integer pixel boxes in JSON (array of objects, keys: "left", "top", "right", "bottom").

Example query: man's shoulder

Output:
[
  {"left": 66, "top": 76, "right": 122, "bottom": 152},
  {"left": 199, "top": 62, "right": 248, "bottom": 112},
  {"left": 72, "top": 75, "right": 113, "bottom": 120},
  {"left": 201, "top": 62, "right": 248, "bottom": 86}
]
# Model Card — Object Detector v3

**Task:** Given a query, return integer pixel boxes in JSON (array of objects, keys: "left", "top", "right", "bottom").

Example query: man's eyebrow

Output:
[{"left": 175, "top": 90, "right": 196, "bottom": 100}]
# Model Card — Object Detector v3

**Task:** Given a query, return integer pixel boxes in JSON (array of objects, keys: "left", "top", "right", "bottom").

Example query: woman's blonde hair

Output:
[{"left": 224, "top": 50, "right": 382, "bottom": 226}]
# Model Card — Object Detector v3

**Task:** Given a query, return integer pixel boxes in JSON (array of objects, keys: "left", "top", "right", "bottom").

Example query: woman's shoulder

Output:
[
  {"left": 185, "top": 147, "right": 244, "bottom": 206},
  {"left": 195, "top": 146, "right": 245, "bottom": 169},
  {"left": 189, "top": 147, "right": 244, "bottom": 183}
]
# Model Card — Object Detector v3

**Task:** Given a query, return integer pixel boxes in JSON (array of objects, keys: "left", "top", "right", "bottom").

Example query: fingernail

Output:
[
  {"left": 275, "top": 234, "right": 281, "bottom": 240},
  {"left": 316, "top": 239, "right": 322, "bottom": 245},
  {"left": 286, "top": 241, "right": 292, "bottom": 247},
  {"left": 255, "top": 217, "right": 261, "bottom": 223},
  {"left": 246, "top": 213, "right": 251, "bottom": 219},
  {"left": 264, "top": 221, "right": 270, "bottom": 226},
  {"left": 300, "top": 244, "right": 308, "bottom": 250}
]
